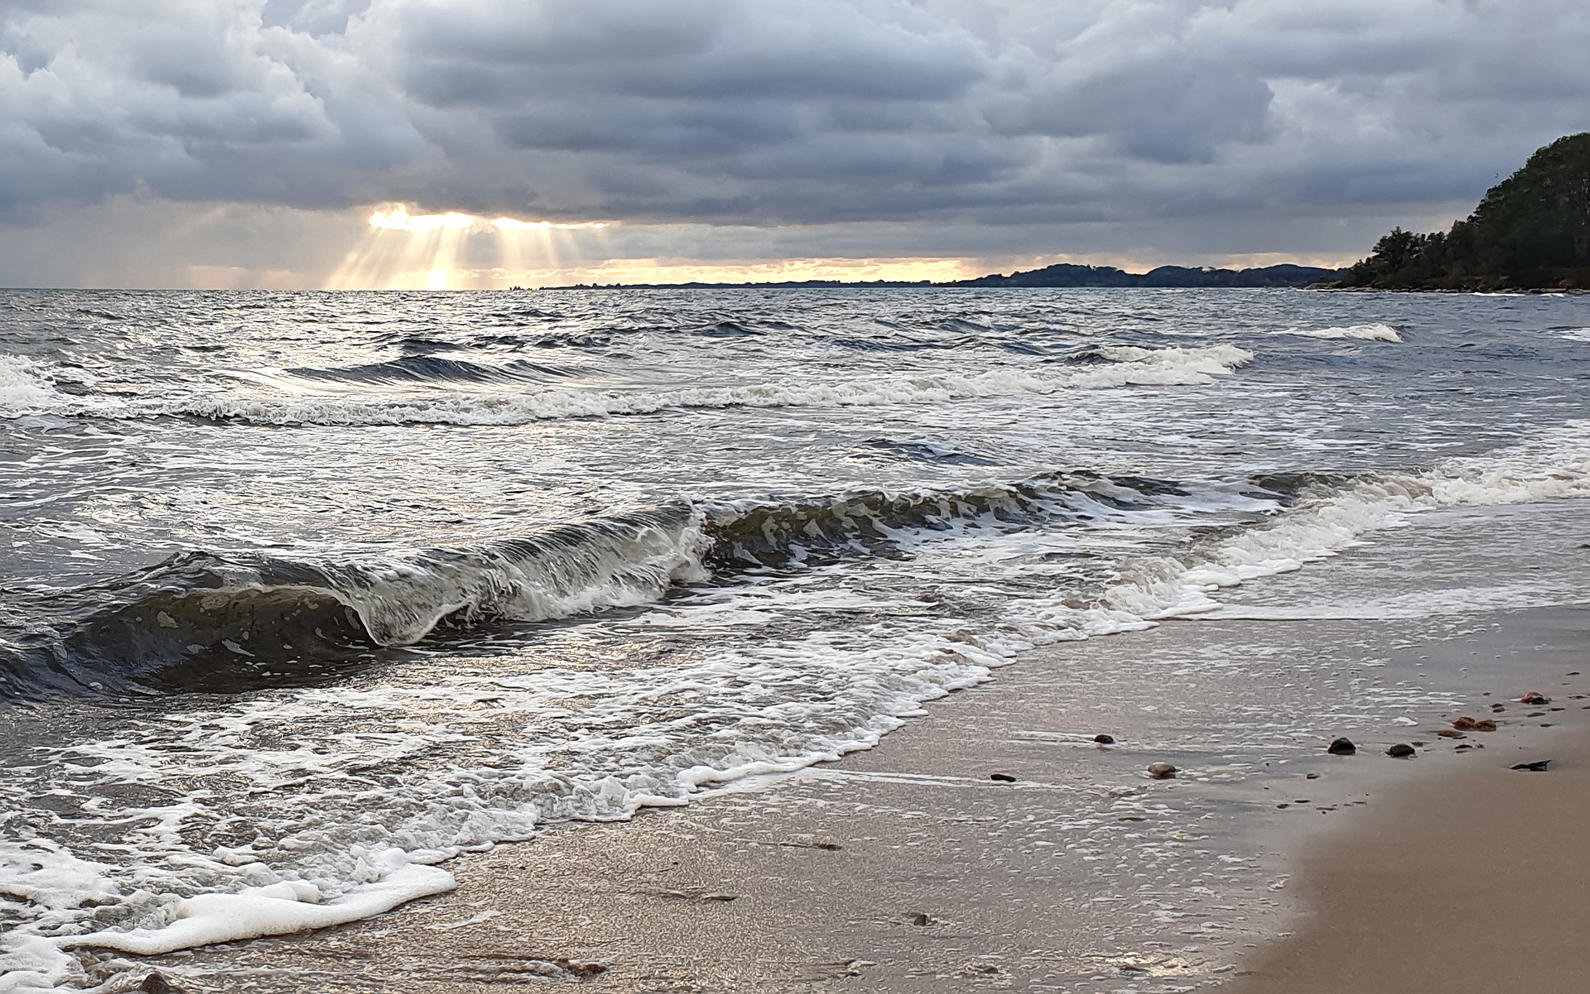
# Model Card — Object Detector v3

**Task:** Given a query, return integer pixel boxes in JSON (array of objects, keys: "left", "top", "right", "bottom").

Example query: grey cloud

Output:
[{"left": 0, "top": 0, "right": 1587, "bottom": 279}]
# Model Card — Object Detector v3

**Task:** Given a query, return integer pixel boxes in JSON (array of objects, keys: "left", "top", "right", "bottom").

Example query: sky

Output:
[{"left": 0, "top": 0, "right": 1585, "bottom": 289}]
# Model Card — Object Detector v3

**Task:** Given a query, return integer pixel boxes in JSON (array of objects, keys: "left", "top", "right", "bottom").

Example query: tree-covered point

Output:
[{"left": 1332, "top": 133, "right": 1590, "bottom": 290}]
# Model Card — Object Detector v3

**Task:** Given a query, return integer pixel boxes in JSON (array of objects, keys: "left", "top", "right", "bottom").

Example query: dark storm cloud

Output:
[{"left": 0, "top": 0, "right": 1586, "bottom": 241}]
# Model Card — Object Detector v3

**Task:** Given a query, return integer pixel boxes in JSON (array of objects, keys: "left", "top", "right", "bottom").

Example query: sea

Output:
[{"left": 1, "top": 287, "right": 1588, "bottom": 990}]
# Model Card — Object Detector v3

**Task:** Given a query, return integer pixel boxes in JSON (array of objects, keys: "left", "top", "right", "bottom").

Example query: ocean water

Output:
[{"left": 2, "top": 287, "right": 1589, "bottom": 989}]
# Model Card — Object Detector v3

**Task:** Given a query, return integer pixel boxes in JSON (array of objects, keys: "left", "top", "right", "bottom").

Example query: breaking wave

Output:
[
  {"left": 0, "top": 472, "right": 1212, "bottom": 699},
  {"left": 285, "top": 355, "right": 578, "bottom": 386}
]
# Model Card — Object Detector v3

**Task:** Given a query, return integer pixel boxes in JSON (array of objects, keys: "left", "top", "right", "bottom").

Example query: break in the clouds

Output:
[{"left": 0, "top": 0, "right": 1586, "bottom": 286}]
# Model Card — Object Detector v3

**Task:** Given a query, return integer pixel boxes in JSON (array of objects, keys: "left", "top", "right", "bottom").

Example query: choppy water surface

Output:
[{"left": 2, "top": 288, "right": 1589, "bottom": 989}]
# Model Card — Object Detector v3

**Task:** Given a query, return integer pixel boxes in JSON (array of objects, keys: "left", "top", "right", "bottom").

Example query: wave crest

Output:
[{"left": 1280, "top": 323, "right": 1401, "bottom": 342}]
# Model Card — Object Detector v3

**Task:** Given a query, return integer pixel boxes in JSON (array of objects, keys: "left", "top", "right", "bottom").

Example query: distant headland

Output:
[
  {"left": 538, "top": 262, "right": 1345, "bottom": 291},
  {"left": 1326, "top": 132, "right": 1590, "bottom": 291}
]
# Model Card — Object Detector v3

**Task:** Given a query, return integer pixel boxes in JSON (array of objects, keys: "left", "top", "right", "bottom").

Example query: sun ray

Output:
[{"left": 325, "top": 206, "right": 608, "bottom": 289}]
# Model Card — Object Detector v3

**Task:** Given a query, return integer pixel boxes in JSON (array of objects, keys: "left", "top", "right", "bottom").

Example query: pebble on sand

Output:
[
  {"left": 555, "top": 960, "right": 608, "bottom": 979},
  {"left": 1521, "top": 692, "right": 1551, "bottom": 704},
  {"left": 1386, "top": 743, "right": 1416, "bottom": 758},
  {"left": 1511, "top": 760, "right": 1552, "bottom": 772},
  {"left": 1094, "top": 733, "right": 1116, "bottom": 744},
  {"left": 1327, "top": 737, "right": 1356, "bottom": 756},
  {"left": 1452, "top": 716, "right": 1478, "bottom": 730},
  {"left": 989, "top": 772, "right": 1017, "bottom": 782},
  {"left": 137, "top": 975, "right": 183, "bottom": 994},
  {"left": 1474, "top": 719, "right": 1498, "bottom": 731},
  {"left": 1147, "top": 762, "right": 1177, "bottom": 779}
]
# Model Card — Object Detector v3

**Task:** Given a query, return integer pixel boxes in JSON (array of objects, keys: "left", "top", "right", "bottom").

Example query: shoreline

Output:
[{"left": 136, "top": 593, "right": 1590, "bottom": 993}]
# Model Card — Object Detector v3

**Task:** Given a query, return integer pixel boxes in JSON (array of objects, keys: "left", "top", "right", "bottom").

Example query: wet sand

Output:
[
  {"left": 1223, "top": 715, "right": 1590, "bottom": 992},
  {"left": 142, "top": 597, "right": 1590, "bottom": 993}
]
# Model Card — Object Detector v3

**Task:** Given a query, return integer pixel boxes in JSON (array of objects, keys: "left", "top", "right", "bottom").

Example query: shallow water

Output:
[{"left": 2, "top": 287, "right": 1589, "bottom": 990}]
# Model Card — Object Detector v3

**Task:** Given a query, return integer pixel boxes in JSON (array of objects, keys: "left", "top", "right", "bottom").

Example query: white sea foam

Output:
[
  {"left": 1278, "top": 323, "right": 1402, "bottom": 343},
  {"left": 1559, "top": 327, "right": 1590, "bottom": 342},
  {"left": 0, "top": 356, "right": 60, "bottom": 413},
  {"left": 63, "top": 861, "right": 455, "bottom": 956}
]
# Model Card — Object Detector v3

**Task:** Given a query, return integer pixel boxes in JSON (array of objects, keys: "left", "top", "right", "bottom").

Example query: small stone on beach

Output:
[
  {"left": 1521, "top": 692, "right": 1551, "bottom": 704},
  {"left": 1475, "top": 719, "right": 1497, "bottom": 731},
  {"left": 1093, "top": 733, "right": 1116, "bottom": 744},
  {"left": 1146, "top": 762, "right": 1177, "bottom": 779},
  {"left": 1511, "top": 760, "right": 1552, "bottom": 772},
  {"left": 1452, "top": 716, "right": 1477, "bottom": 730},
  {"left": 555, "top": 960, "right": 608, "bottom": 979},
  {"left": 1435, "top": 729, "right": 1464, "bottom": 738},
  {"left": 989, "top": 772, "right": 1016, "bottom": 782},
  {"left": 137, "top": 975, "right": 183, "bottom": 994},
  {"left": 1387, "top": 743, "right": 1416, "bottom": 758},
  {"left": 1327, "top": 737, "right": 1356, "bottom": 756}
]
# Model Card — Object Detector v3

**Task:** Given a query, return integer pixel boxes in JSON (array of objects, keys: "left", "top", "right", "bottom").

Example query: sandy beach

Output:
[{"left": 135, "top": 585, "right": 1590, "bottom": 993}]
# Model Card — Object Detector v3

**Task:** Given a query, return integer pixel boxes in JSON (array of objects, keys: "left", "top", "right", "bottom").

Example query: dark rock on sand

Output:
[
  {"left": 1386, "top": 744, "right": 1417, "bottom": 758},
  {"left": 1452, "top": 716, "right": 1478, "bottom": 730},
  {"left": 1094, "top": 733, "right": 1116, "bottom": 744},
  {"left": 1435, "top": 729, "right": 1465, "bottom": 738},
  {"left": 1511, "top": 760, "right": 1552, "bottom": 772},
  {"left": 554, "top": 959, "right": 608, "bottom": 978},
  {"left": 137, "top": 975, "right": 184, "bottom": 994},
  {"left": 1327, "top": 737, "right": 1357, "bottom": 755},
  {"left": 989, "top": 772, "right": 1017, "bottom": 782},
  {"left": 907, "top": 912, "right": 933, "bottom": 926},
  {"left": 1521, "top": 692, "right": 1551, "bottom": 704},
  {"left": 1475, "top": 719, "right": 1498, "bottom": 731},
  {"left": 1146, "top": 762, "right": 1177, "bottom": 779}
]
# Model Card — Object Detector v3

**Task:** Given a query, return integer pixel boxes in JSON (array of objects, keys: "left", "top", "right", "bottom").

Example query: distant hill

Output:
[
  {"left": 540, "top": 279, "right": 935, "bottom": 290},
  {"left": 951, "top": 262, "right": 1342, "bottom": 288},
  {"left": 540, "top": 262, "right": 1342, "bottom": 291},
  {"left": 1330, "top": 133, "right": 1590, "bottom": 291}
]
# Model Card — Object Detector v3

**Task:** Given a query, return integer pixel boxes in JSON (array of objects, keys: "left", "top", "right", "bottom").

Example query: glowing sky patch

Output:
[{"left": 326, "top": 205, "right": 614, "bottom": 289}]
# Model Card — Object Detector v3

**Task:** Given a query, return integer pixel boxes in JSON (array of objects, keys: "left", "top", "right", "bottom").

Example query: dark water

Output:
[{"left": 1, "top": 288, "right": 1588, "bottom": 989}]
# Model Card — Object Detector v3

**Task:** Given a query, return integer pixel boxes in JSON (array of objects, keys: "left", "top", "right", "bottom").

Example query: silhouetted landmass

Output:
[
  {"left": 950, "top": 262, "right": 1341, "bottom": 288},
  {"left": 540, "top": 264, "right": 1341, "bottom": 291},
  {"left": 542, "top": 279, "right": 936, "bottom": 289},
  {"left": 1331, "top": 133, "right": 1590, "bottom": 291}
]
